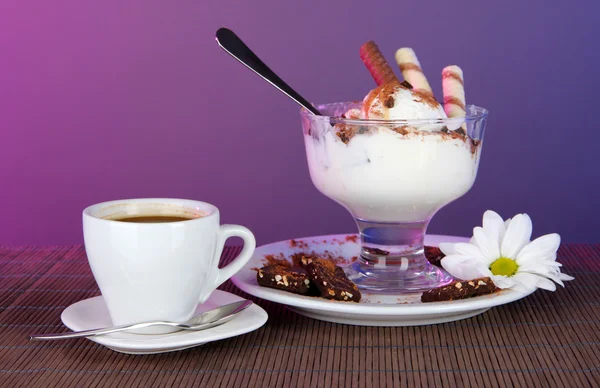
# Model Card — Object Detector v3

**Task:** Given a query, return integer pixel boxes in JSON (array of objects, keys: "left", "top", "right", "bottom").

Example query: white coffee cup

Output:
[{"left": 83, "top": 198, "right": 255, "bottom": 333}]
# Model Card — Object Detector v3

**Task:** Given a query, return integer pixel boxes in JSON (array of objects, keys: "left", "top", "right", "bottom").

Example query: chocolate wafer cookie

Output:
[
  {"left": 257, "top": 265, "right": 316, "bottom": 295},
  {"left": 301, "top": 256, "right": 361, "bottom": 302},
  {"left": 421, "top": 277, "right": 497, "bottom": 303}
]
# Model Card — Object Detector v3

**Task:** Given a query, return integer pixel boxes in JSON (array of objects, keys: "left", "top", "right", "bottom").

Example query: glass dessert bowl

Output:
[{"left": 301, "top": 102, "right": 488, "bottom": 293}]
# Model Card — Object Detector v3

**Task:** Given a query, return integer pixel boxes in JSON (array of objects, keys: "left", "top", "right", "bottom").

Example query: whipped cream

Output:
[{"left": 304, "top": 123, "right": 480, "bottom": 223}]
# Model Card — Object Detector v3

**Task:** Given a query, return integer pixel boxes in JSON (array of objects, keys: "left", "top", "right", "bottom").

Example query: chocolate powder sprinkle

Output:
[
  {"left": 413, "top": 90, "right": 441, "bottom": 109},
  {"left": 334, "top": 122, "right": 479, "bottom": 155}
]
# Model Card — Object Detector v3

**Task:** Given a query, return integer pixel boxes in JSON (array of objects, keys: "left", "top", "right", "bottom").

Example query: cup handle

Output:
[{"left": 198, "top": 224, "right": 256, "bottom": 304}]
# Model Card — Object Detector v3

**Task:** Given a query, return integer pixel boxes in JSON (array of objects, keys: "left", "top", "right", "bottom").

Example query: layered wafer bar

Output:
[
  {"left": 442, "top": 65, "right": 466, "bottom": 118},
  {"left": 360, "top": 41, "right": 399, "bottom": 86},
  {"left": 395, "top": 48, "right": 432, "bottom": 94}
]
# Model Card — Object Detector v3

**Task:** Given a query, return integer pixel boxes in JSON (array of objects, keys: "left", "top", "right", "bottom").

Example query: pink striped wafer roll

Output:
[
  {"left": 442, "top": 65, "right": 466, "bottom": 118},
  {"left": 394, "top": 48, "right": 432, "bottom": 94}
]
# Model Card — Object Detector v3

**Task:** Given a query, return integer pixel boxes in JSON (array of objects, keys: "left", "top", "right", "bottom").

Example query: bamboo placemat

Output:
[{"left": 0, "top": 244, "right": 599, "bottom": 387}]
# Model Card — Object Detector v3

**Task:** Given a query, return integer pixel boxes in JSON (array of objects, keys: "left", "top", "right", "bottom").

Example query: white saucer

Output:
[
  {"left": 61, "top": 290, "right": 268, "bottom": 354},
  {"left": 231, "top": 234, "right": 535, "bottom": 327}
]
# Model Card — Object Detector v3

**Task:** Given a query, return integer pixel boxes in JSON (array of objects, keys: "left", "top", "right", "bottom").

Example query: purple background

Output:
[{"left": 1, "top": 1, "right": 598, "bottom": 245}]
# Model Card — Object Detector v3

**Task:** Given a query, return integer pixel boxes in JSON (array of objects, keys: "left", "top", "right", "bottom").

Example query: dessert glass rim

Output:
[{"left": 300, "top": 102, "right": 488, "bottom": 126}]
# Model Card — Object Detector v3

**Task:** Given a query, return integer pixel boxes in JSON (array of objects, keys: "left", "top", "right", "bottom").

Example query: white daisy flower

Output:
[{"left": 439, "top": 210, "right": 574, "bottom": 293}]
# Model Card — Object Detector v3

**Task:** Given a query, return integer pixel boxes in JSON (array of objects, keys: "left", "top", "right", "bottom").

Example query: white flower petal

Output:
[
  {"left": 448, "top": 210, "right": 573, "bottom": 294},
  {"left": 516, "top": 234, "right": 560, "bottom": 265},
  {"left": 473, "top": 227, "right": 500, "bottom": 263},
  {"left": 517, "top": 252, "right": 557, "bottom": 266},
  {"left": 508, "top": 278, "right": 536, "bottom": 293},
  {"left": 482, "top": 210, "right": 506, "bottom": 246},
  {"left": 441, "top": 255, "right": 484, "bottom": 280},
  {"left": 509, "top": 272, "right": 540, "bottom": 291},
  {"left": 501, "top": 214, "right": 532, "bottom": 259},
  {"left": 543, "top": 260, "right": 562, "bottom": 268},
  {"left": 475, "top": 261, "right": 493, "bottom": 277},
  {"left": 516, "top": 265, "right": 546, "bottom": 275},
  {"left": 534, "top": 276, "right": 557, "bottom": 291},
  {"left": 469, "top": 235, "right": 478, "bottom": 247},
  {"left": 453, "top": 242, "right": 487, "bottom": 262},
  {"left": 490, "top": 274, "right": 516, "bottom": 289},
  {"left": 438, "top": 243, "right": 458, "bottom": 256},
  {"left": 543, "top": 273, "right": 565, "bottom": 287},
  {"left": 559, "top": 273, "right": 575, "bottom": 281},
  {"left": 543, "top": 270, "right": 574, "bottom": 287},
  {"left": 516, "top": 260, "right": 558, "bottom": 272}
]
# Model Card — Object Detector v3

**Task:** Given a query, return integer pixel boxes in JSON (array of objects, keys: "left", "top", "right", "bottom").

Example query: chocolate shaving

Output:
[
  {"left": 384, "top": 95, "right": 395, "bottom": 108},
  {"left": 335, "top": 124, "right": 356, "bottom": 144},
  {"left": 393, "top": 126, "right": 410, "bottom": 135},
  {"left": 471, "top": 139, "right": 481, "bottom": 155},
  {"left": 400, "top": 80, "right": 413, "bottom": 89}
]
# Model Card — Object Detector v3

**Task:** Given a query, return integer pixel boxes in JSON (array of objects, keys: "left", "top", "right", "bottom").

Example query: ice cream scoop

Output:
[{"left": 360, "top": 82, "right": 447, "bottom": 130}]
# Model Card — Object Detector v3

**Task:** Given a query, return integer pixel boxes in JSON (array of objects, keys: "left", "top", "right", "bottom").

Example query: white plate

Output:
[
  {"left": 231, "top": 234, "right": 534, "bottom": 327},
  {"left": 61, "top": 290, "right": 268, "bottom": 354}
]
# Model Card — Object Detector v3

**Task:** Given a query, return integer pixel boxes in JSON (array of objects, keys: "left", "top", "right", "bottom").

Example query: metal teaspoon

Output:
[
  {"left": 215, "top": 27, "right": 322, "bottom": 115},
  {"left": 30, "top": 300, "right": 252, "bottom": 340}
]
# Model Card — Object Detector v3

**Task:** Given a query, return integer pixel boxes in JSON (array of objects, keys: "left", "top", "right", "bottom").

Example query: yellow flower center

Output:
[{"left": 490, "top": 257, "right": 518, "bottom": 277}]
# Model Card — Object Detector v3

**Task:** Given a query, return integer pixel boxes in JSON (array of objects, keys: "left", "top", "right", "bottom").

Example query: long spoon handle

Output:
[
  {"left": 30, "top": 321, "right": 175, "bottom": 340},
  {"left": 30, "top": 300, "right": 251, "bottom": 340},
  {"left": 216, "top": 28, "right": 321, "bottom": 115}
]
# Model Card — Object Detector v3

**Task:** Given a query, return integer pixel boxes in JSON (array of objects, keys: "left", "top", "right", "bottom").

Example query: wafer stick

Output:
[
  {"left": 394, "top": 48, "right": 432, "bottom": 94},
  {"left": 442, "top": 65, "right": 466, "bottom": 118},
  {"left": 359, "top": 41, "right": 399, "bottom": 86}
]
